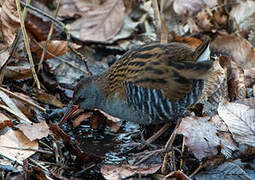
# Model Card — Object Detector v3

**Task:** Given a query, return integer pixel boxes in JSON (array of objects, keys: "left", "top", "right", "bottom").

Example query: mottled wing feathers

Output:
[{"left": 105, "top": 40, "right": 212, "bottom": 101}]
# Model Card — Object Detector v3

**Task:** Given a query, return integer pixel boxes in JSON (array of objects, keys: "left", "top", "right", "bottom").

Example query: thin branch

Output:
[
  {"left": 16, "top": 0, "right": 41, "bottom": 89},
  {"left": 37, "top": 0, "right": 61, "bottom": 72}
]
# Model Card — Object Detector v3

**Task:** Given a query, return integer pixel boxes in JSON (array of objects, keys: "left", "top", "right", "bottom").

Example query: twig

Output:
[
  {"left": 82, "top": 57, "right": 93, "bottom": 76},
  {"left": 28, "top": 158, "right": 50, "bottom": 174},
  {"left": 16, "top": 0, "right": 41, "bottom": 89},
  {"left": 39, "top": 140, "right": 53, "bottom": 151},
  {"left": 37, "top": 0, "right": 61, "bottom": 72},
  {"left": 152, "top": 0, "right": 161, "bottom": 38},
  {"left": 0, "top": 146, "right": 53, "bottom": 155},
  {"left": 146, "top": 123, "right": 171, "bottom": 144},
  {"left": 0, "top": 87, "right": 46, "bottom": 112},
  {"left": 160, "top": 18, "right": 168, "bottom": 44},
  {"left": 180, "top": 136, "right": 185, "bottom": 170},
  {"left": 134, "top": 149, "right": 165, "bottom": 165},
  {"left": 164, "top": 118, "right": 181, "bottom": 151},
  {"left": 0, "top": 151, "right": 23, "bottom": 166},
  {"left": 0, "top": 104, "right": 30, "bottom": 123},
  {"left": 190, "top": 162, "right": 204, "bottom": 177}
]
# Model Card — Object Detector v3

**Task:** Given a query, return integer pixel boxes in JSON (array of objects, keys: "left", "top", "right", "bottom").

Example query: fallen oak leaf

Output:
[{"left": 70, "top": 0, "right": 125, "bottom": 42}]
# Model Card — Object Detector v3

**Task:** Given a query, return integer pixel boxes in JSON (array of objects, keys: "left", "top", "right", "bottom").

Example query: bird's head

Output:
[{"left": 73, "top": 75, "right": 104, "bottom": 110}]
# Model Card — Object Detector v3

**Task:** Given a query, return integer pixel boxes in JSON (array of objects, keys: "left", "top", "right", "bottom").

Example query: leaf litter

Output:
[{"left": 0, "top": 0, "right": 255, "bottom": 179}]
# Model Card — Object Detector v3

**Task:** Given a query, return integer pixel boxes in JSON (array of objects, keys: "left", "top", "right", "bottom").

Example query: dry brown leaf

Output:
[
  {"left": 212, "top": 34, "right": 255, "bottom": 69},
  {"left": 11, "top": 92, "right": 36, "bottom": 119},
  {"left": 218, "top": 101, "right": 255, "bottom": 147},
  {"left": 177, "top": 115, "right": 220, "bottom": 160},
  {"left": 16, "top": 121, "right": 49, "bottom": 141},
  {"left": 211, "top": 114, "right": 238, "bottom": 158},
  {"left": 90, "top": 110, "right": 104, "bottom": 129},
  {"left": 33, "top": 89, "right": 64, "bottom": 108},
  {"left": 73, "top": 112, "right": 91, "bottom": 127},
  {"left": 31, "top": 40, "right": 80, "bottom": 60},
  {"left": 101, "top": 164, "right": 161, "bottom": 180},
  {"left": 5, "top": 61, "right": 33, "bottom": 80},
  {"left": 112, "top": 14, "right": 142, "bottom": 41},
  {"left": 0, "top": 129, "right": 38, "bottom": 164},
  {"left": 177, "top": 113, "right": 237, "bottom": 160},
  {"left": 106, "top": 119, "right": 120, "bottom": 133},
  {"left": 0, "top": 0, "right": 20, "bottom": 45},
  {"left": 58, "top": 0, "right": 83, "bottom": 19},
  {"left": 170, "top": 32, "right": 202, "bottom": 48},
  {"left": 173, "top": 0, "right": 217, "bottom": 16},
  {"left": 0, "top": 113, "right": 13, "bottom": 130},
  {"left": 70, "top": 0, "right": 125, "bottom": 42}
]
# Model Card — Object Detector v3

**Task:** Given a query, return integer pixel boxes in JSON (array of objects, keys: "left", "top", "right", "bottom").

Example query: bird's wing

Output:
[
  {"left": 108, "top": 41, "right": 213, "bottom": 101},
  {"left": 125, "top": 59, "right": 213, "bottom": 101}
]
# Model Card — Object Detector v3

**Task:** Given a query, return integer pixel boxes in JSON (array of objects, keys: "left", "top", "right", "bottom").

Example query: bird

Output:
[{"left": 72, "top": 39, "right": 213, "bottom": 125}]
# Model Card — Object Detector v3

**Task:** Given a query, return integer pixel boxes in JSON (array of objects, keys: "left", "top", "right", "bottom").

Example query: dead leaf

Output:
[
  {"left": 5, "top": 61, "right": 33, "bottom": 80},
  {"left": 218, "top": 101, "right": 255, "bottom": 147},
  {"left": 96, "top": 109, "right": 120, "bottom": 123},
  {"left": 25, "top": 12, "right": 61, "bottom": 41},
  {"left": 58, "top": 0, "right": 83, "bottom": 19},
  {"left": 73, "top": 112, "right": 91, "bottom": 127},
  {"left": 173, "top": 0, "right": 217, "bottom": 16},
  {"left": 33, "top": 89, "right": 64, "bottom": 108},
  {"left": 177, "top": 115, "right": 220, "bottom": 160},
  {"left": 11, "top": 92, "right": 36, "bottom": 119},
  {"left": 0, "top": 129, "right": 38, "bottom": 164},
  {"left": 112, "top": 14, "right": 142, "bottom": 41},
  {"left": 211, "top": 114, "right": 238, "bottom": 159},
  {"left": 31, "top": 40, "right": 80, "bottom": 60},
  {"left": 212, "top": 34, "right": 255, "bottom": 69},
  {"left": 0, "top": 0, "right": 20, "bottom": 45},
  {"left": 70, "top": 0, "right": 125, "bottom": 42},
  {"left": 0, "top": 90, "right": 30, "bottom": 123},
  {"left": 101, "top": 164, "right": 161, "bottom": 180},
  {"left": 90, "top": 110, "right": 104, "bottom": 129},
  {"left": 164, "top": 170, "right": 191, "bottom": 180},
  {"left": 16, "top": 121, "right": 49, "bottom": 141},
  {"left": 106, "top": 119, "right": 120, "bottom": 133},
  {"left": 195, "top": 162, "right": 251, "bottom": 180},
  {"left": 0, "top": 113, "right": 13, "bottom": 130},
  {"left": 170, "top": 32, "right": 202, "bottom": 48}
]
